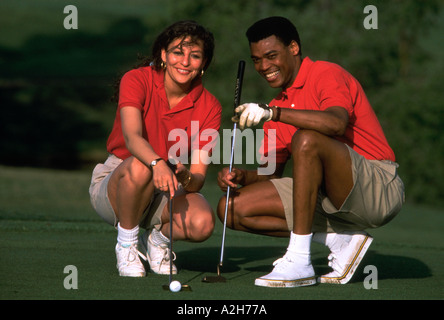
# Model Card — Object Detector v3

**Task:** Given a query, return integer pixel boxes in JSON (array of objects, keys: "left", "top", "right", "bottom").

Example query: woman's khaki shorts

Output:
[
  {"left": 88, "top": 154, "right": 183, "bottom": 229},
  {"left": 271, "top": 146, "right": 405, "bottom": 233}
]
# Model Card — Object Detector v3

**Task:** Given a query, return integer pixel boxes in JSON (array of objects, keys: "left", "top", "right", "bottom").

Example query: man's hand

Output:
[
  {"left": 232, "top": 103, "right": 273, "bottom": 130},
  {"left": 217, "top": 167, "right": 244, "bottom": 192}
]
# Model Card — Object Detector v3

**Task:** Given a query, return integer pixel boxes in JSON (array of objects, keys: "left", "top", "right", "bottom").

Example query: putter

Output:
[
  {"left": 202, "top": 60, "right": 245, "bottom": 283},
  {"left": 162, "top": 194, "right": 191, "bottom": 291}
]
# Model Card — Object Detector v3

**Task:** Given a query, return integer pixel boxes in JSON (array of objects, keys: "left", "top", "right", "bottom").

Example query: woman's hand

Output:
[
  {"left": 152, "top": 160, "right": 178, "bottom": 198},
  {"left": 175, "top": 162, "right": 192, "bottom": 189}
]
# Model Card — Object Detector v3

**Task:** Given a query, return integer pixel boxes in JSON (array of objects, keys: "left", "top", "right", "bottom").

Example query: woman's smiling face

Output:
[{"left": 162, "top": 36, "right": 206, "bottom": 86}]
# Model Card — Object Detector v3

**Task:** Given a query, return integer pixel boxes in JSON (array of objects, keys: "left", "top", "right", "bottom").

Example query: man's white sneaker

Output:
[
  {"left": 317, "top": 231, "right": 373, "bottom": 284},
  {"left": 115, "top": 243, "right": 146, "bottom": 277},
  {"left": 255, "top": 252, "right": 316, "bottom": 288},
  {"left": 139, "top": 230, "right": 177, "bottom": 275}
]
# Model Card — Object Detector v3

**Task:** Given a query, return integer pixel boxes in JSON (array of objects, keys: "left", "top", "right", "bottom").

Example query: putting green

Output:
[{"left": 0, "top": 166, "right": 443, "bottom": 303}]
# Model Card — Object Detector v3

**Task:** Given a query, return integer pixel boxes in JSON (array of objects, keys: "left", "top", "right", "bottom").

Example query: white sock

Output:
[
  {"left": 286, "top": 232, "right": 313, "bottom": 265},
  {"left": 117, "top": 223, "right": 139, "bottom": 246},
  {"left": 313, "top": 232, "right": 352, "bottom": 252},
  {"left": 150, "top": 228, "right": 170, "bottom": 246}
]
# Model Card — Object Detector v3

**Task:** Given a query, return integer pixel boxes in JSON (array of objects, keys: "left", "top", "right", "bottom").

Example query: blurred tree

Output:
[{"left": 0, "top": 18, "right": 153, "bottom": 169}]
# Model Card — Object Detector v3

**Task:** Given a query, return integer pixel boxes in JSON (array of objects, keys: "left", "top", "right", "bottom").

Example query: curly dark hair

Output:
[
  {"left": 246, "top": 16, "right": 302, "bottom": 56},
  {"left": 112, "top": 20, "right": 215, "bottom": 102}
]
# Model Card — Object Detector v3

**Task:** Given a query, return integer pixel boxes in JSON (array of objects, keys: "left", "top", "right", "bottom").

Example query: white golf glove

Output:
[{"left": 232, "top": 103, "right": 273, "bottom": 130}]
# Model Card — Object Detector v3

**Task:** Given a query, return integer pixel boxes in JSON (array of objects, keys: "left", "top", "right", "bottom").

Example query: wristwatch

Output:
[{"left": 150, "top": 158, "right": 164, "bottom": 168}]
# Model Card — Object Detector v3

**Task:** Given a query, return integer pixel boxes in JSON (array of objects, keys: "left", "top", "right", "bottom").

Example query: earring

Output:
[
  {"left": 161, "top": 61, "right": 166, "bottom": 69},
  {"left": 201, "top": 69, "right": 205, "bottom": 76}
]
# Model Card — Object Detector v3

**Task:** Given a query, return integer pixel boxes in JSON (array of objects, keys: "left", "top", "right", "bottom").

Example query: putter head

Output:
[
  {"left": 201, "top": 275, "right": 226, "bottom": 283},
  {"left": 201, "top": 263, "right": 227, "bottom": 283}
]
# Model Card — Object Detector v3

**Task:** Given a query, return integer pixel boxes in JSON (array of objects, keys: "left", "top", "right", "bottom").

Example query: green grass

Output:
[{"left": 0, "top": 165, "right": 443, "bottom": 303}]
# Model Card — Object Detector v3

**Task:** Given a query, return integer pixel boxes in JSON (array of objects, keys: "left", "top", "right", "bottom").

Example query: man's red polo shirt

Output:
[
  {"left": 106, "top": 66, "right": 222, "bottom": 161},
  {"left": 261, "top": 57, "right": 395, "bottom": 164}
]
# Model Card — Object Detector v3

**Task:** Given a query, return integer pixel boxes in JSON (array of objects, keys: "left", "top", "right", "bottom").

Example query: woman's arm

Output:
[{"left": 120, "top": 106, "right": 179, "bottom": 195}]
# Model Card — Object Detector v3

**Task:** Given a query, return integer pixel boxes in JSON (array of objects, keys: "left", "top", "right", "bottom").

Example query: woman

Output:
[{"left": 89, "top": 21, "right": 221, "bottom": 277}]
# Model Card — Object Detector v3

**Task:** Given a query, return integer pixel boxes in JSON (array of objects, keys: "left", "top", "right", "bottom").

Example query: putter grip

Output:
[{"left": 233, "top": 60, "right": 245, "bottom": 115}]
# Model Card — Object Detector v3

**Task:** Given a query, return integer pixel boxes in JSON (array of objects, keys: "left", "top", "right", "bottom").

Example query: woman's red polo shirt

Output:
[{"left": 106, "top": 66, "right": 222, "bottom": 161}]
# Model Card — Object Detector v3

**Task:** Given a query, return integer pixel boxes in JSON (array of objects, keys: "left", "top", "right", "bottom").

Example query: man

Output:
[{"left": 217, "top": 17, "right": 405, "bottom": 288}]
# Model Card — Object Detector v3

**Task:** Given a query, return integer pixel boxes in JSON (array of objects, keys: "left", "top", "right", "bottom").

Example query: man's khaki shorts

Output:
[
  {"left": 271, "top": 146, "right": 405, "bottom": 233},
  {"left": 88, "top": 154, "right": 183, "bottom": 229}
]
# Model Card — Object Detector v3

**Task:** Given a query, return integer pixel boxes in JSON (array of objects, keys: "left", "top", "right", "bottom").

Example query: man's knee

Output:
[
  {"left": 217, "top": 195, "right": 226, "bottom": 222},
  {"left": 217, "top": 193, "right": 255, "bottom": 231},
  {"left": 291, "top": 129, "right": 322, "bottom": 157},
  {"left": 217, "top": 195, "right": 235, "bottom": 223},
  {"left": 217, "top": 194, "right": 242, "bottom": 229}
]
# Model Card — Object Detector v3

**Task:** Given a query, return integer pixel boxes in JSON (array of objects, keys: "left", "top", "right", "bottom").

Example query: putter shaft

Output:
[
  {"left": 169, "top": 196, "right": 173, "bottom": 285},
  {"left": 203, "top": 61, "right": 245, "bottom": 284}
]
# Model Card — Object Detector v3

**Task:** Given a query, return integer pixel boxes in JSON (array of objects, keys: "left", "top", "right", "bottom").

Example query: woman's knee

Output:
[
  {"left": 186, "top": 195, "right": 215, "bottom": 241},
  {"left": 119, "top": 157, "right": 153, "bottom": 187},
  {"left": 190, "top": 210, "right": 215, "bottom": 241}
]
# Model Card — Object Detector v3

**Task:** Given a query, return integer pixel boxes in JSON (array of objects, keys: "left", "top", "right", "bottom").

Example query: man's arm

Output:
[
  {"left": 234, "top": 103, "right": 349, "bottom": 137},
  {"left": 279, "top": 106, "right": 349, "bottom": 137}
]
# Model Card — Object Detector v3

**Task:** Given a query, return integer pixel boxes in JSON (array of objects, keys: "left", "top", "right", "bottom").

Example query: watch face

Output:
[{"left": 151, "top": 158, "right": 162, "bottom": 167}]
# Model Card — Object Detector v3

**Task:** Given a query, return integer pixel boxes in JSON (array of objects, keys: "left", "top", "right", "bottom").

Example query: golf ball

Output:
[{"left": 169, "top": 280, "right": 182, "bottom": 292}]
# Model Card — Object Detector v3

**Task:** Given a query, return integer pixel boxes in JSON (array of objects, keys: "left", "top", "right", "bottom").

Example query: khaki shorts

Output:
[
  {"left": 89, "top": 154, "right": 182, "bottom": 229},
  {"left": 271, "top": 146, "right": 405, "bottom": 233}
]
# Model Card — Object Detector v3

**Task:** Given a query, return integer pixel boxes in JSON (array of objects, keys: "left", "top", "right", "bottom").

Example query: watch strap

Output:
[{"left": 150, "top": 158, "right": 164, "bottom": 168}]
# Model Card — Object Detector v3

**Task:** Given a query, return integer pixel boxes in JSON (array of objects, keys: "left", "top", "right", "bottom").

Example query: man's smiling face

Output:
[{"left": 250, "top": 35, "right": 301, "bottom": 90}]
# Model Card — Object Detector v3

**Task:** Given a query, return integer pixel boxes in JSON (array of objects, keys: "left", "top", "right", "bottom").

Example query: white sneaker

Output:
[
  {"left": 139, "top": 230, "right": 177, "bottom": 275},
  {"left": 255, "top": 252, "right": 316, "bottom": 288},
  {"left": 115, "top": 243, "right": 146, "bottom": 277},
  {"left": 317, "top": 231, "right": 373, "bottom": 284}
]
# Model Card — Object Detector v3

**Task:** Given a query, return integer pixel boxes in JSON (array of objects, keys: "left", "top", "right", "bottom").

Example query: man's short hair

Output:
[{"left": 246, "top": 16, "right": 302, "bottom": 55}]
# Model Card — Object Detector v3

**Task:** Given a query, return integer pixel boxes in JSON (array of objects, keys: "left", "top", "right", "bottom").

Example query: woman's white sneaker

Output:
[
  {"left": 115, "top": 243, "right": 146, "bottom": 277},
  {"left": 139, "top": 230, "right": 177, "bottom": 275}
]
